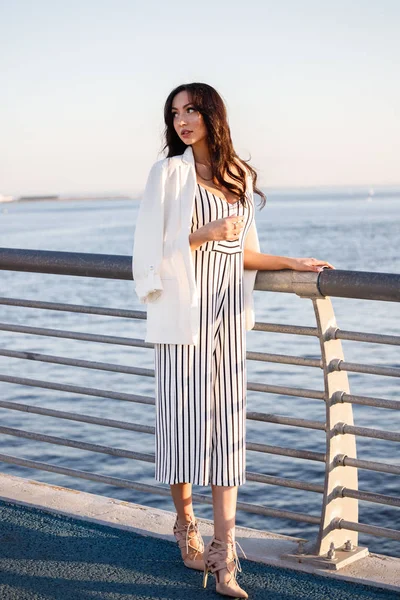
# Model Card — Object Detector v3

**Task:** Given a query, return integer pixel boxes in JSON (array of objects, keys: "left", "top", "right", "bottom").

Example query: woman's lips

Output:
[{"left": 181, "top": 130, "right": 192, "bottom": 137}]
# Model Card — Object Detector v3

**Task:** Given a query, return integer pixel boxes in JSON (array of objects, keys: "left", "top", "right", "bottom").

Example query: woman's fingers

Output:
[
  {"left": 209, "top": 215, "right": 246, "bottom": 242},
  {"left": 225, "top": 215, "right": 245, "bottom": 240},
  {"left": 313, "top": 262, "right": 335, "bottom": 271},
  {"left": 304, "top": 257, "right": 335, "bottom": 270},
  {"left": 312, "top": 258, "right": 335, "bottom": 269},
  {"left": 316, "top": 261, "right": 335, "bottom": 270},
  {"left": 291, "top": 257, "right": 336, "bottom": 271}
]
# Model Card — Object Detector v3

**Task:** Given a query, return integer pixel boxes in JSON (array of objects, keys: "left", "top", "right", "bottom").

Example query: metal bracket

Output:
[{"left": 284, "top": 540, "right": 369, "bottom": 570}]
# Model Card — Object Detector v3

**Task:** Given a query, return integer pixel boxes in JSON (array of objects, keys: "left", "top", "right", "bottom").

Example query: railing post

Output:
[
  {"left": 284, "top": 273, "right": 369, "bottom": 569},
  {"left": 311, "top": 295, "right": 368, "bottom": 564}
]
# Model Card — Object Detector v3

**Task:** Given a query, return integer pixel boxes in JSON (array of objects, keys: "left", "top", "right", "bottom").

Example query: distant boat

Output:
[
  {"left": 18, "top": 194, "right": 59, "bottom": 201},
  {"left": 366, "top": 187, "right": 375, "bottom": 202}
]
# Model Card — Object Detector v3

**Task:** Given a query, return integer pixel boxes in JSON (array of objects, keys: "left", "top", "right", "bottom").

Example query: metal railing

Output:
[{"left": 0, "top": 247, "right": 399, "bottom": 569}]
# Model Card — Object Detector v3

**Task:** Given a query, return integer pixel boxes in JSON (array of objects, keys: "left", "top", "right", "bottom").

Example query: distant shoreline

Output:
[
  {"left": 1, "top": 186, "right": 400, "bottom": 205},
  {"left": 1, "top": 195, "right": 136, "bottom": 204}
]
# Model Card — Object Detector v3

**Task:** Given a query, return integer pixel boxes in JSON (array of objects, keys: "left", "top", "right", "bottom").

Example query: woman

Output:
[{"left": 133, "top": 82, "right": 334, "bottom": 599}]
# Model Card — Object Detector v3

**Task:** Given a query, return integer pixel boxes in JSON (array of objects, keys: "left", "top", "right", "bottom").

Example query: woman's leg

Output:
[
  {"left": 170, "top": 482, "right": 195, "bottom": 524},
  {"left": 210, "top": 484, "right": 243, "bottom": 587},
  {"left": 170, "top": 482, "right": 204, "bottom": 563},
  {"left": 211, "top": 484, "right": 238, "bottom": 541}
]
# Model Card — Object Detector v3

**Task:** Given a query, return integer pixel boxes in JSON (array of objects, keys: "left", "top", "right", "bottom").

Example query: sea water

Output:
[{"left": 0, "top": 190, "right": 399, "bottom": 556}]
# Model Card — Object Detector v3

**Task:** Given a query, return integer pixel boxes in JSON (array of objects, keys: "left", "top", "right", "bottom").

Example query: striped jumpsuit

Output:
[{"left": 154, "top": 182, "right": 254, "bottom": 486}]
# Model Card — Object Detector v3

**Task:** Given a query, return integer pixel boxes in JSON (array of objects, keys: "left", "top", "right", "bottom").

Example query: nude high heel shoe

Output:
[
  {"left": 203, "top": 535, "right": 248, "bottom": 598},
  {"left": 173, "top": 514, "right": 205, "bottom": 571}
]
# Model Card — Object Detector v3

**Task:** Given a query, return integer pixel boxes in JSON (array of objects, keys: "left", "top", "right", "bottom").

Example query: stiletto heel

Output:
[
  {"left": 203, "top": 534, "right": 248, "bottom": 598},
  {"left": 173, "top": 514, "right": 205, "bottom": 571}
]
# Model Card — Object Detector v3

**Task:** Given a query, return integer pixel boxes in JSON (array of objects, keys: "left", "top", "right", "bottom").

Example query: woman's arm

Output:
[
  {"left": 189, "top": 215, "right": 245, "bottom": 251},
  {"left": 244, "top": 249, "right": 335, "bottom": 272},
  {"left": 189, "top": 228, "right": 210, "bottom": 251}
]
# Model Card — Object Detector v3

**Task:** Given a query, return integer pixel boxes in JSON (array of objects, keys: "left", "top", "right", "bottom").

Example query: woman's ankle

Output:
[
  {"left": 176, "top": 512, "right": 195, "bottom": 526},
  {"left": 213, "top": 527, "right": 236, "bottom": 544}
]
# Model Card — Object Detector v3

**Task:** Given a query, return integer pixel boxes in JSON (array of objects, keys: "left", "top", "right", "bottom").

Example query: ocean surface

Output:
[{"left": 0, "top": 189, "right": 399, "bottom": 557}]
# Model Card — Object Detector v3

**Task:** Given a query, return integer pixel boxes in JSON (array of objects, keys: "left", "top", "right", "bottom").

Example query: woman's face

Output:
[{"left": 171, "top": 90, "right": 208, "bottom": 145}]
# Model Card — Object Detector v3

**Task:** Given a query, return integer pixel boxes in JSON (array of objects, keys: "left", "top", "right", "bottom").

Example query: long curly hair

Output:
[{"left": 161, "top": 82, "right": 266, "bottom": 209}]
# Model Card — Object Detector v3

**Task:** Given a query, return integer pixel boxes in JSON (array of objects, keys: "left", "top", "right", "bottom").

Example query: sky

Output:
[{"left": 1, "top": 0, "right": 399, "bottom": 196}]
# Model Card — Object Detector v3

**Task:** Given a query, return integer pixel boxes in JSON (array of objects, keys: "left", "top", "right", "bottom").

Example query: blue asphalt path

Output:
[{"left": 0, "top": 499, "right": 398, "bottom": 600}]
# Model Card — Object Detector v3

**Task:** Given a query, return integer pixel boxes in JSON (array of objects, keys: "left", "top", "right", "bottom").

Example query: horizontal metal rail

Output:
[
  {"left": 246, "top": 350, "right": 321, "bottom": 368},
  {"left": 0, "top": 399, "right": 155, "bottom": 434},
  {"left": 0, "top": 425, "right": 155, "bottom": 462},
  {"left": 316, "top": 268, "right": 400, "bottom": 303},
  {"left": 247, "top": 411, "right": 326, "bottom": 431},
  {"left": 247, "top": 382, "right": 324, "bottom": 399},
  {"left": 332, "top": 518, "right": 400, "bottom": 541},
  {"left": 334, "top": 422, "right": 400, "bottom": 443},
  {"left": 330, "top": 358, "right": 400, "bottom": 378},
  {"left": 340, "top": 487, "right": 400, "bottom": 508},
  {"left": 253, "top": 322, "right": 318, "bottom": 336},
  {"left": 334, "top": 454, "right": 400, "bottom": 476},
  {"left": 0, "top": 322, "right": 149, "bottom": 348},
  {"left": 336, "top": 392, "right": 400, "bottom": 411},
  {"left": 2, "top": 248, "right": 399, "bottom": 301},
  {"left": 332, "top": 328, "right": 400, "bottom": 346},
  {"left": 0, "top": 296, "right": 146, "bottom": 319},
  {"left": 245, "top": 471, "right": 323, "bottom": 492},
  {"left": 0, "top": 345, "right": 321, "bottom": 372},
  {"left": 0, "top": 349, "right": 153, "bottom": 377},
  {"left": 0, "top": 248, "right": 133, "bottom": 280},
  {"left": 246, "top": 442, "right": 325, "bottom": 462},
  {"left": 0, "top": 453, "right": 320, "bottom": 524},
  {"left": 0, "top": 373, "right": 156, "bottom": 405}
]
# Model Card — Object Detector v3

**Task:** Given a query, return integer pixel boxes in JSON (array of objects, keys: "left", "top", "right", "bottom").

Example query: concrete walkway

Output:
[{"left": 0, "top": 498, "right": 399, "bottom": 600}]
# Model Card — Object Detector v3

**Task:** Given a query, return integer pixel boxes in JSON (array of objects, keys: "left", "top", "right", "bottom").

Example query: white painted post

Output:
[{"left": 312, "top": 296, "right": 359, "bottom": 556}]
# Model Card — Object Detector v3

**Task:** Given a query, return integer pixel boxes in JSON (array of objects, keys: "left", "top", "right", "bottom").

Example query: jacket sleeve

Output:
[
  {"left": 243, "top": 174, "right": 261, "bottom": 256},
  {"left": 243, "top": 214, "right": 260, "bottom": 255},
  {"left": 242, "top": 192, "right": 261, "bottom": 330},
  {"left": 132, "top": 159, "right": 167, "bottom": 304}
]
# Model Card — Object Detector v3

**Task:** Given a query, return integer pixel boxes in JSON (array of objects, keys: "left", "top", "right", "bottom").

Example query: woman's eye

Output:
[{"left": 172, "top": 107, "right": 195, "bottom": 118}]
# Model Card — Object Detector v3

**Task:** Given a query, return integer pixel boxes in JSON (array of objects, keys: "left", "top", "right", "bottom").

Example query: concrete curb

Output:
[{"left": 0, "top": 472, "right": 398, "bottom": 593}]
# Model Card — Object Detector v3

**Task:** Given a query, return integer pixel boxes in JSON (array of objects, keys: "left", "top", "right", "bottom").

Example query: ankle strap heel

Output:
[
  {"left": 173, "top": 514, "right": 205, "bottom": 571},
  {"left": 203, "top": 535, "right": 248, "bottom": 598}
]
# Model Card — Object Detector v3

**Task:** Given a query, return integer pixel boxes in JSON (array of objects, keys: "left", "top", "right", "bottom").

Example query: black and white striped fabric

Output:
[{"left": 154, "top": 182, "right": 254, "bottom": 486}]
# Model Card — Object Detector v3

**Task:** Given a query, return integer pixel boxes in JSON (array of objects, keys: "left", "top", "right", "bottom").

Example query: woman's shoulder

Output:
[
  {"left": 148, "top": 155, "right": 182, "bottom": 177},
  {"left": 148, "top": 156, "right": 168, "bottom": 173}
]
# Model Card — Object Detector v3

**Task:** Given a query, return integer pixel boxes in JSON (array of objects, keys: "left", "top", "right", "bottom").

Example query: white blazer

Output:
[{"left": 132, "top": 144, "right": 260, "bottom": 344}]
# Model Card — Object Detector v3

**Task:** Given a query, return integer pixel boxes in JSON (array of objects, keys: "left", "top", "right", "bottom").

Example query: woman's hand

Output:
[
  {"left": 189, "top": 216, "right": 245, "bottom": 250},
  {"left": 285, "top": 257, "right": 336, "bottom": 272},
  {"left": 243, "top": 249, "right": 335, "bottom": 272},
  {"left": 205, "top": 215, "right": 245, "bottom": 241}
]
